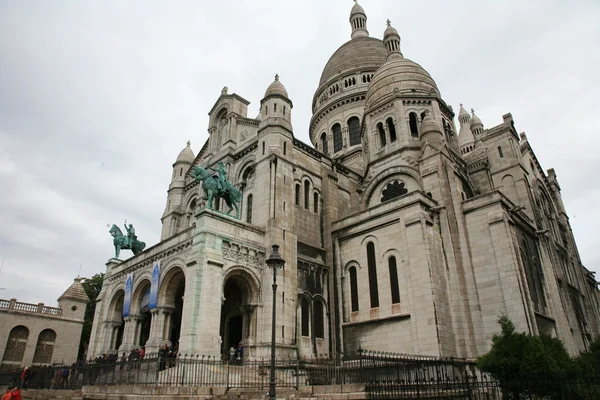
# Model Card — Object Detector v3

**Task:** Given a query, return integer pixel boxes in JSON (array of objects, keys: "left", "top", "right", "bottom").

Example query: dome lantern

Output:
[
  {"left": 350, "top": 0, "right": 369, "bottom": 39},
  {"left": 383, "top": 19, "right": 403, "bottom": 60},
  {"left": 470, "top": 108, "right": 484, "bottom": 136}
]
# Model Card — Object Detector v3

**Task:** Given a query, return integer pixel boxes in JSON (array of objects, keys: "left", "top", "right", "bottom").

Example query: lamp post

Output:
[{"left": 265, "top": 244, "right": 285, "bottom": 400}]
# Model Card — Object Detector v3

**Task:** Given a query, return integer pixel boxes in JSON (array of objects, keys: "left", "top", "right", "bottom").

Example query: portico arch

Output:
[
  {"left": 107, "top": 289, "right": 125, "bottom": 351},
  {"left": 220, "top": 268, "right": 260, "bottom": 359},
  {"left": 158, "top": 266, "right": 186, "bottom": 346},
  {"left": 131, "top": 279, "right": 152, "bottom": 347}
]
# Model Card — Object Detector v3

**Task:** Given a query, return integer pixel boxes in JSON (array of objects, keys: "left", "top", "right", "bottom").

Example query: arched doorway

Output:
[
  {"left": 131, "top": 280, "right": 152, "bottom": 348},
  {"left": 220, "top": 271, "right": 259, "bottom": 359},
  {"left": 159, "top": 267, "right": 186, "bottom": 348},
  {"left": 108, "top": 289, "right": 125, "bottom": 351}
]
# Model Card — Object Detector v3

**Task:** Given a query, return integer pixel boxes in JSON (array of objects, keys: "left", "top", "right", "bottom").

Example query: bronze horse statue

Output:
[
  {"left": 109, "top": 224, "right": 146, "bottom": 259},
  {"left": 191, "top": 166, "right": 242, "bottom": 219}
]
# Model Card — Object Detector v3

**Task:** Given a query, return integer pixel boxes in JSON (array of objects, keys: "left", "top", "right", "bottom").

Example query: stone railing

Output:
[{"left": 0, "top": 298, "right": 63, "bottom": 316}]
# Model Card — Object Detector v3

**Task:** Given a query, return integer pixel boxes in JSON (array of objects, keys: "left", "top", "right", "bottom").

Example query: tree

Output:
[
  {"left": 574, "top": 337, "right": 600, "bottom": 375},
  {"left": 477, "top": 316, "right": 573, "bottom": 398},
  {"left": 78, "top": 273, "right": 105, "bottom": 360}
]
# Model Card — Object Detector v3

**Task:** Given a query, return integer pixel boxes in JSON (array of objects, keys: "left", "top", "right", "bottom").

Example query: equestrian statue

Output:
[
  {"left": 191, "top": 161, "right": 242, "bottom": 219},
  {"left": 109, "top": 220, "right": 146, "bottom": 259}
]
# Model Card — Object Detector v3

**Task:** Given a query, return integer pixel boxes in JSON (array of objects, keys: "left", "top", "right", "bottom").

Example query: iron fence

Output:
[{"left": 1, "top": 350, "right": 599, "bottom": 399}]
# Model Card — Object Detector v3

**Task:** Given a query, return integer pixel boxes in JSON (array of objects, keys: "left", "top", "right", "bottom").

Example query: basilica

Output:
[{"left": 88, "top": 3, "right": 600, "bottom": 361}]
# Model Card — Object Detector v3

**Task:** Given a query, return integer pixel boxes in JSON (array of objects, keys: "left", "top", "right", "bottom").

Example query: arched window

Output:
[
  {"left": 320, "top": 132, "right": 328, "bottom": 154},
  {"left": 304, "top": 181, "right": 310, "bottom": 210},
  {"left": 295, "top": 184, "right": 300, "bottom": 206},
  {"left": 349, "top": 266, "right": 359, "bottom": 312},
  {"left": 313, "top": 192, "right": 319, "bottom": 214},
  {"left": 262, "top": 141, "right": 265, "bottom": 155},
  {"left": 314, "top": 300, "right": 324, "bottom": 338},
  {"left": 498, "top": 146, "right": 504, "bottom": 158},
  {"left": 387, "top": 117, "right": 397, "bottom": 142},
  {"left": 348, "top": 117, "right": 361, "bottom": 146},
  {"left": 381, "top": 180, "right": 408, "bottom": 202},
  {"left": 332, "top": 123, "right": 342, "bottom": 153},
  {"left": 274, "top": 103, "right": 277, "bottom": 112},
  {"left": 389, "top": 257, "right": 400, "bottom": 304},
  {"left": 301, "top": 298, "right": 309, "bottom": 336},
  {"left": 409, "top": 113, "right": 419, "bottom": 137},
  {"left": 377, "top": 122, "right": 386, "bottom": 147},
  {"left": 366, "top": 242, "right": 380, "bottom": 308},
  {"left": 32, "top": 329, "right": 57, "bottom": 364},
  {"left": 246, "top": 194, "right": 253, "bottom": 224},
  {"left": 421, "top": 111, "right": 427, "bottom": 121},
  {"left": 1, "top": 326, "right": 29, "bottom": 364},
  {"left": 283, "top": 141, "right": 287, "bottom": 155},
  {"left": 283, "top": 106, "right": 286, "bottom": 115}
]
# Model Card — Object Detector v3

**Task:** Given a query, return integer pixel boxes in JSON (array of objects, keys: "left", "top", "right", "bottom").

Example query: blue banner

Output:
[
  {"left": 149, "top": 261, "right": 160, "bottom": 309},
  {"left": 123, "top": 272, "right": 133, "bottom": 317}
]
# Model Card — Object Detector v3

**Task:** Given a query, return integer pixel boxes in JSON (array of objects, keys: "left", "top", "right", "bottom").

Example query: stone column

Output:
[
  {"left": 144, "top": 308, "right": 162, "bottom": 353},
  {"left": 162, "top": 309, "right": 174, "bottom": 346},
  {"left": 119, "top": 316, "right": 139, "bottom": 353}
]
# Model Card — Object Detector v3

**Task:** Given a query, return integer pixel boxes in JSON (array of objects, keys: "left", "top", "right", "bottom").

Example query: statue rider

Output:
[
  {"left": 208, "top": 161, "right": 228, "bottom": 193},
  {"left": 124, "top": 221, "right": 137, "bottom": 247}
]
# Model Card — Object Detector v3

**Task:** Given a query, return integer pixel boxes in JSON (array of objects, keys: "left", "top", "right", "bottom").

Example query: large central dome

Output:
[{"left": 318, "top": 37, "right": 387, "bottom": 87}]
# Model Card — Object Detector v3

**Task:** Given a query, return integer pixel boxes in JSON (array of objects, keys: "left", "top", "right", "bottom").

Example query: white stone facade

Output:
[
  {"left": 0, "top": 279, "right": 89, "bottom": 369},
  {"left": 89, "top": 3, "right": 600, "bottom": 361}
]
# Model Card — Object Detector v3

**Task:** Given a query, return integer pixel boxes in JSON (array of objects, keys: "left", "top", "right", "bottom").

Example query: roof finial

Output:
[
  {"left": 460, "top": 103, "right": 463, "bottom": 107},
  {"left": 471, "top": 108, "right": 475, "bottom": 114},
  {"left": 186, "top": 140, "right": 191, "bottom": 147},
  {"left": 386, "top": 19, "right": 391, "bottom": 27},
  {"left": 275, "top": 73, "right": 279, "bottom": 81}
]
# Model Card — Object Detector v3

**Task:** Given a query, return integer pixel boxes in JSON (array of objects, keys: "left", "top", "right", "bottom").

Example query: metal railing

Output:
[{"left": 1, "top": 350, "right": 599, "bottom": 399}]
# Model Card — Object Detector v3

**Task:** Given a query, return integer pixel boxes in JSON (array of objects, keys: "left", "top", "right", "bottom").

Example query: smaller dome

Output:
[
  {"left": 176, "top": 141, "right": 195, "bottom": 164},
  {"left": 365, "top": 57, "right": 440, "bottom": 108},
  {"left": 470, "top": 109, "right": 483, "bottom": 128},
  {"left": 350, "top": 1, "right": 365, "bottom": 17},
  {"left": 264, "top": 74, "right": 289, "bottom": 98},
  {"left": 459, "top": 104, "right": 470, "bottom": 118}
]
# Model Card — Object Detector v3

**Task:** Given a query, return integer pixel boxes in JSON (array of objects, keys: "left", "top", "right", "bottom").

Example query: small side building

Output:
[{"left": 0, "top": 278, "right": 89, "bottom": 369}]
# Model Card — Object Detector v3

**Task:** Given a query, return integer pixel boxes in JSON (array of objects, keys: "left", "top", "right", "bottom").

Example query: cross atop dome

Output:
[
  {"left": 275, "top": 73, "right": 279, "bottom": 81},
  {"left": 386, "top": 19, "right": 391, "bottom": 27},
  {"left": 186, "top": 140, "right": 191, "bottom": 147}
]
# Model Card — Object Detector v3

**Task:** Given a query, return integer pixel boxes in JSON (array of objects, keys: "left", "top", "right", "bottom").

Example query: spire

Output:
[
  {"left": 383, "top": 19, "right": 403, "bottom": 60},
  {"left": 458, "top": 103, "right": 474, "bottom": 154},
  {"left": 350, "top": 0, "right": 369, "bottom": 39}
]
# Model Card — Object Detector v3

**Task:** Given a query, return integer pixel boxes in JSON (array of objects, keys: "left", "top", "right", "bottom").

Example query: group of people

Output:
[
  {"left": 1, "top": 386, "right": 21, "bottom": 400},
  {"left": 228, "top": 343, "right": 244, "bottom": 364}
]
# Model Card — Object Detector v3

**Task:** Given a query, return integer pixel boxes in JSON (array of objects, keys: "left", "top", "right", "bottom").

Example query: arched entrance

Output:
[
  {"left": 131, "top": 280, "right": 152, "bottom": 348},
  {"left": 220, "top": 271, "right": 259, "bottom": 359},
  {"left": 107, "top": 290, "right": 125, "bottom": 351},
  {"left": 159, "top": 267, "right": 186, "bottom": 347}
]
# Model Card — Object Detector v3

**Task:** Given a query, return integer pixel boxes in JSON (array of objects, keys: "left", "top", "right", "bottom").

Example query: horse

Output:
[
  {"left": 191, "top": 166, "right": 242, "bottom": 219},
  {"left": 109, "top": 224, "right": 146, "bottom": 259}
]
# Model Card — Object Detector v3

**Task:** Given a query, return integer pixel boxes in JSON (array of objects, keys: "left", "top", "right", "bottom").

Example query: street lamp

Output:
[{"left": 265, "top": 244, "right": 285, "bottom": 400}]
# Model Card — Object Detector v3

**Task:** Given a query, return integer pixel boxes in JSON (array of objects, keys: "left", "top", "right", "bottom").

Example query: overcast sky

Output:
[{"left": 0, "top": 0, "right": 599, "bottom": 305}]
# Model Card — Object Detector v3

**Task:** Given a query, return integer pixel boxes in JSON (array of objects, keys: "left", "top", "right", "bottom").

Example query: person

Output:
[
  {"left": 158, "top": 344, "right": 168, "bottom": 371},
  {"left": 19, "top": 367, "right": 30, "bottom": 389},
  {"left": 229, "top": 346, "right": 236, "bottom": 363},
  {"left": 124, "top": 221, "right": 136, "bottom": 247},
  {"left": 1, "top": 387, "right": 11, "bottom": 400},
  {"left": 10, "top": 387, "right": 21, "bottom": 400},
  {"left": 208, "top": 162, "right": 228, "bottom": 193},
  {"left": 236, "top": 343, "right": 243, "bottom": 362},
  {"left": 60, "top": 367, "right": 69, "bottom": 389}
]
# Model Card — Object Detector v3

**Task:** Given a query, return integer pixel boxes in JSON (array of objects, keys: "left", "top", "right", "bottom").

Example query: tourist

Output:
[
  {"left": 60, "top": 367, "right": 69, "bottom": 389},
  {"left": 229, "top": 346, "right": 236, "bottom": 363},
  {"left": 10, "top": 386, "right": 22, "bottom": 400},
  {"left": 236, "top": 343, "right": 243, "bottom": 362},
  {"left": 19, "top": 367, "right": 30, "bottom": 389},
  {"left": 1, "top": 387, "right": 11, "bottom": 400}
]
